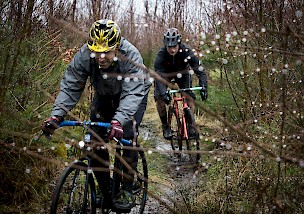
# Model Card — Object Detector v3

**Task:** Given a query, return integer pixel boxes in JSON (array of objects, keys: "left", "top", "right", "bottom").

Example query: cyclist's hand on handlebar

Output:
[
  {"left": 41, "top": 116, "right": 63, "bottom": 136},
  {"left": 200, "top": 86, "right": 208, "bottom": 101},
  {"left": 162, "top": 91, "right": 171, "bottom": 105},
  {"left": 108, "top": 120, "right": 124, "bottom": 140}
]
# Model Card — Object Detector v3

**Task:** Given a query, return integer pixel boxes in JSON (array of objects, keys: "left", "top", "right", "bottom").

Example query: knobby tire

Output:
[
  {"left": 184, "top": 108, "right": 200, "bottom": 162},
  {"left": 168, "top": 105, "right": 182, "bottom": 151},
  {"left": 111, "top": 148, "right": 148, "bottom": 214},
  {"left": 50, "top": 161, "right": 97, "bottom": 214}
]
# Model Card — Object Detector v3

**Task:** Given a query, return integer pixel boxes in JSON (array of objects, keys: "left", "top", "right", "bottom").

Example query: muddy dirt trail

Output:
[{"left": 138, "top": 121, "right": 207, "bottom": 214}]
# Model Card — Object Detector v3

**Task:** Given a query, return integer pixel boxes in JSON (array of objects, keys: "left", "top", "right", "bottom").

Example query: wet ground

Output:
[{"left": 139, "top": 122, "right": 205, "bottom": 214}]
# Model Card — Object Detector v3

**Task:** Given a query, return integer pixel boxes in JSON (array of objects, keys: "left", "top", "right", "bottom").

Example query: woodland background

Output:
[{"left": 0, "top": 0, "right": 303, "bottom": 213}]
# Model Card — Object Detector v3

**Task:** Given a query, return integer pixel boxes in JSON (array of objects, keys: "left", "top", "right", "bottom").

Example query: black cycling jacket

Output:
[{"left": 154, "top": 43, "right": 208, "bottom": 88}]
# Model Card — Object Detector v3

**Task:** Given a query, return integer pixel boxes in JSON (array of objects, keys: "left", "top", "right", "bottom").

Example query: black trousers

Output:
[{"left": 90, "top": 92, "right": 148, "bottom": 194}]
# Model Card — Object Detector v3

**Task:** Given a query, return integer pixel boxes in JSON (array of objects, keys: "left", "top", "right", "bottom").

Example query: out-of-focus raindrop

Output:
[
  {"left": 295, "top": 10, "right": 303, "bottom": 18},
  {"left": 90, "top": 52, "right": 96, "bottom": 58},
  {"left": 177, "top": 73, "right": 182, "bottom": 78},
  {"left": 226, "top": 144, "right": 232, "bottom": 150},
  {"left": 25, "top": 168, "right": 30, "bottom": 174},
  {"left": 124, "top": 77, "right": 130, "bottom": 83},
  {"left": 200, "top": 32, "right": 206, "bottom": 39},
  {"left": 117, "top": 75, "right": 122, "bottom": 81},
  {"left": 79, "top": 141, "right": 85, "bottom": 148},
  {"left": 296, "top": 59, "right": 302, "bottom": 65},
  {"left": 281, "top": 69, "right": 288, "bottom": 75},
  {"left": 103, "top": 74, "right": 108, "bottom": 79},
  {"left": 222, "top": 58, "right": 228, "bottom": 64}
]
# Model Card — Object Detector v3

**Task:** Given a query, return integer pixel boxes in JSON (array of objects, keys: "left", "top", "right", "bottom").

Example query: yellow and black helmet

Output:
[{"left": 87, "top": 19, "right": 121, "bottom": 52}]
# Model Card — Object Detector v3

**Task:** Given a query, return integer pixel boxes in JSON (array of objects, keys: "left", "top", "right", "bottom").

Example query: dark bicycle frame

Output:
[{"left": 50, "top": 120, "right": 148, "bottom": 214}]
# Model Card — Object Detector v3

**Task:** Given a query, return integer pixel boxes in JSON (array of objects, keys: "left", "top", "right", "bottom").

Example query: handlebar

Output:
[
  {"left": 168, "top": 86, "right": 202, "bottom": 94},
  {"left": 58, "top": 120, "right": 131, "bottom": 146}
]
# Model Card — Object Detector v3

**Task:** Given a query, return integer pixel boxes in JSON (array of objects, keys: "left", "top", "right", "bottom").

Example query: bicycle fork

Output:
[{"left": 181, "top": 97, "right": 190, "bottom": 140}]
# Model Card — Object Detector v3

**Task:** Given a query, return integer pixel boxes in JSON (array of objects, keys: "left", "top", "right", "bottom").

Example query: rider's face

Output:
[
  {"left": 94, "top": 50, "right": 117, "bottom": 69},
  {"left": 166, "top": 45, "right": 179, "bottom": 56}
]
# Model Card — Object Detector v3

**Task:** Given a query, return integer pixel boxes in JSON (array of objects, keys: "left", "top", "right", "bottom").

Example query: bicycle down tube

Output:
[
  {"left": 50, "top": 120, "right": 148, "bottom": 214},
  {"left": 167, "top": 86, "right": 202, "bottom": 162}
]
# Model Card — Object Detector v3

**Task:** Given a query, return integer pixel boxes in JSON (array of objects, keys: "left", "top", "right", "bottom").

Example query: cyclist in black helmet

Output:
[
  {"left": 154, "top": 27, "right": 208, "bottom": 140},
  {"left": 42, "top": 19, "right": 151, "bottom": 213}
]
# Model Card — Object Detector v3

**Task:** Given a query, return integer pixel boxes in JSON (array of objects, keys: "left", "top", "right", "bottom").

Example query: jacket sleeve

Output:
[
  {"left": 186, "top": 46, "right": 208, "bottom": 88},
  {"left": 113, "top": 40, "right": 145, "bottom": 126},
  {"left": 153, "top": 49, "right": 168, "bottom": 96},
  {"left": 51, "top": 47, "right": 90, "bottom": 117}
]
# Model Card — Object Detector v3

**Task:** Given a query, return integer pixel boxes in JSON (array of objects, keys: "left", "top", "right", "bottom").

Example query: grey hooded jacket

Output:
[{"left": 51, "top": 38, "right": 149, "bottom": 126}]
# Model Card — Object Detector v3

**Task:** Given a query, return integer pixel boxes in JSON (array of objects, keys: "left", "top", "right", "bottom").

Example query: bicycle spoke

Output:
[
  {"left": 50, "top": 162, "right": 96, "bottom": 214},
  {"left": 131, "top": 150, "right": 148, "bottom": 213},
  {"left": 184, "top": 108, "right": 200, "bottom": 162},
  {"left": 168, "top": 105, "right": 182, "bottom": 152}
]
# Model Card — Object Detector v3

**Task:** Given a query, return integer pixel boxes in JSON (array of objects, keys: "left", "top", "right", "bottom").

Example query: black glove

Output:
[
  {"left": 200, "top": 86, "right": 208, "bottom": 101},
  {"left": 162, "top": 91, "right": 171, "bottom": 105},
  {"left": 42, "top": 116, "right": 63, "bottom": 136}
]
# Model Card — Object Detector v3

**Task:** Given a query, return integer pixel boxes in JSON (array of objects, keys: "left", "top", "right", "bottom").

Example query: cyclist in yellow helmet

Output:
[{"left": 42, "top": 19, "right": 151, "bottom": 212}]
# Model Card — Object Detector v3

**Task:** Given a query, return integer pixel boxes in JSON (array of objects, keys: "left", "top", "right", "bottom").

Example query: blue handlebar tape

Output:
[{"left": 58, "top": 121, "right": 131, "bottom": 146}]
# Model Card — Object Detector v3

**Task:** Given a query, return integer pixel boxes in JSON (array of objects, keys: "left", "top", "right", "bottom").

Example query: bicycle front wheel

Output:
[
  {"left": 132, "top": 149, "right": 148, "bottom": 213},
  {"left": 50, "top": 160, "right": 97, "bottom": 214},
  {"left": 184, "top": 108, "right": 200, "bottom": 162},
  {"left": 168, "top": 105, "right": 182, "bottom": 151}
]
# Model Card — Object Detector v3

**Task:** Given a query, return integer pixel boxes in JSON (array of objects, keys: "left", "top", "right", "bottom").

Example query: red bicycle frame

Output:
[
  {"left": 169, "top": 86, "right": 202, "bottom": 140},
  {"left": 171, "top": 93, "right": 190, "bottom": 140}
]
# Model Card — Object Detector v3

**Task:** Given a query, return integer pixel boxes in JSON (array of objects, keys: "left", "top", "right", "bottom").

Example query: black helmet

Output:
[{"left": 163, "top": 28, "right": 181, "bottom": 47}]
